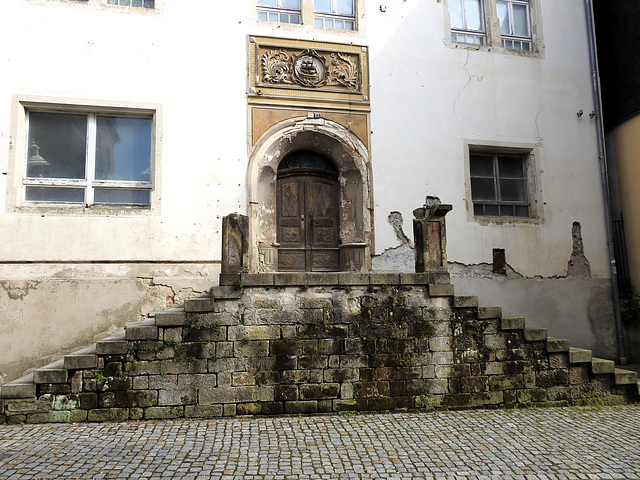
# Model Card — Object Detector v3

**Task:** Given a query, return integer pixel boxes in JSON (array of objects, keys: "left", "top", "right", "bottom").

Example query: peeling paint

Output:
[
  {"left": 567, "top": 221, "right": 592, "bottom": 277},
  {"left": 0, "top": 281, "right": 39, "bottom": 301},
  {"left": 449, "top": 262, "right": 524, "bottom": 279}
]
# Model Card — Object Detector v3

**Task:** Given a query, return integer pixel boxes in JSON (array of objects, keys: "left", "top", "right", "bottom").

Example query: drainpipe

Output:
[{"left": 584, "top": 0, "right": 626, "bottom": 364}]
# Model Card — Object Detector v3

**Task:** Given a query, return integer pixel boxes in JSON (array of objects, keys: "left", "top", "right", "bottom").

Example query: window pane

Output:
[
  {"left": 335, "top": 19, "right": 344, "bottom": 29},
  {"left": 96, "top": 117, "right": 152, "bottom": 182},
  {"left": 485, "top": 204, "right": 499, "bottom": 216},
  {"left": 512, "top": 4, "right": 529, "bottom": 36},
  {"left": 281, "top": 0, "right": 300, "bottom": 9},
  {"left": 94, "top": 188, "right": 150, "bottom": 205},
  {"left": 465, "top": 0, "right": 483, "bottom": 31},
  {"left": 496, "top": 1, "right": 510, "bottom": 34},
  {"left": 314, "top": 0, "right": 331, "bottom": 13},
  {"left": 132, "top": 0, "right": 143, "bottom": 7},
  {"left": 258, "top": 0, "right": 277, "bottom": 5},
  {"left": 499, "top": 179, "right": 526, "bottom": 202},
  {"left": 315, "top": 17, "right": 324, "bottom": 27},
  {"left": 289, "top": 14, "right": 301, "bottom": 24},
  {"left": 498, "top": 156, "right": 524, "bottom": 178},
  {"left": 27, "top": 112, "right": 86, "bottom": 180},
  {"left": 448, "top": 0, "right": 464, "bottom": 29},
  {"left": 515, "top": 205, "right": 529, "bottom": 217},
  {"left": 470, "top": 154, "right": 494, "bottom": 177},
  {"left": 269, "top": 12, "right": 279, "bottom": 21},
  {"left": 471, "top": 178, "right": 496, "bottom": 201},
  {"left": 25, "top": 186, "right": 85, "bottom": 203},
  {"left": 335, "top": 0, "right": 354, "bottom": 15},
  {"left": 258, "top": 11, "right": 268, "bottom": 21},
  {"left": 143, "top": 0, "right": 154, "bottom": 7}
]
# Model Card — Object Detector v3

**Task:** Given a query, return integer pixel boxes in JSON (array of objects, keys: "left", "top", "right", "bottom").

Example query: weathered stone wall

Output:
[{"left": 1, "top": 275, "right": 636, "bottom": 424}]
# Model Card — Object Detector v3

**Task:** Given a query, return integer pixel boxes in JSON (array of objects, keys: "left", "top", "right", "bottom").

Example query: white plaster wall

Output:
[{"left": 367, "top": 0, "right": 610, "bottom": 279}]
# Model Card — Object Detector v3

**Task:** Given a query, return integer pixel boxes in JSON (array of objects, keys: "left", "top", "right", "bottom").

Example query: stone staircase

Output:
[{"left": 1, "top": 274, "right": 638, "bottom": 424}]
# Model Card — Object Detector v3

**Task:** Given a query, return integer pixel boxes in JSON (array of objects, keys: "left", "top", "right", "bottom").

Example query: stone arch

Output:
[{"left": 247, "top": 117, "right": 373, "bottom": 273}]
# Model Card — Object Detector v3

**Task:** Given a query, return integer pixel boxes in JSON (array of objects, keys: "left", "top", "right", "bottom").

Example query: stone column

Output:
[
  {"left": 221, "top": 213, "right": 249, "bottom": 275},
  {"left": 413, "top": 198, "right": 452, "bottom": 273}
]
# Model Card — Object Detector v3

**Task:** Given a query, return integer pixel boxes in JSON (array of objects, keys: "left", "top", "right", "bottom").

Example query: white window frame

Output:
[
  {"left": 257, "top": 0, "right": 302, "bottom": 25},
  {"left": 449, "top": 0, "right": 487, "bottom": 46},
  {"left": 314, "top": 0, "right": 356, "bottom": 31},
  {"left": 255, "top": 0, "right": 358, "bottom": 31},
  {"left": 496, "top": 0, "right": 532, "bottom": 51},
  {"left": 106, "top": 0, "right": 155, "bottom": 8},
  {"left": 446, "top": 0, "right": 537, "bottom": 53},
  {"left": 11, "top": 98, "right": 160, "bottom": 212}
]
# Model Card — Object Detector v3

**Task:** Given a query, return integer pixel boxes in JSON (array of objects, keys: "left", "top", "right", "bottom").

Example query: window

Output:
[
  {"left": 107, "top": 0, "right": 155, "bottom": 8},
  {"left": 469, "top": 151, "right": 530, "bottom": 217},
  {"left": 24, "top": 111, "right": 153, "bottom": 207},
  {"left": 257, "top": 0, "right": 302, "bottom": 24},
  {"left": 496, "top": 0, "right": 531, "bottom": 51},
  {"left": 314, "top": 0, "right": 355, "bottom": 30},
  {"left": 448, "top": 0, "right": 485, "bottom": 45}
]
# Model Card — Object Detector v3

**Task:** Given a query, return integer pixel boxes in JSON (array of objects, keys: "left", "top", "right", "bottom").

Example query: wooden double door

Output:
[{"left": 277, "top": 172, "right": 340, "bottom": 272}]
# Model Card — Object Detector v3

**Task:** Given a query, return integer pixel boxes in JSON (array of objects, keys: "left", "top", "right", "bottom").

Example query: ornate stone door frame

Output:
[{"left": 247, "top": 117, "right": 373, "bottom": 273}]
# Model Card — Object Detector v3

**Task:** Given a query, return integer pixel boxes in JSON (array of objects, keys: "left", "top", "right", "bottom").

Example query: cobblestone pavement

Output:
[{"left": 1, "top": 406, "right": 640, "bottom": 479}]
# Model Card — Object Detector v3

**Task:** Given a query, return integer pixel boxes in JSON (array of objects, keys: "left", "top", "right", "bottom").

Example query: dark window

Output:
[{"left": 470, "top": 151, "right": 530, "bottom": 217}]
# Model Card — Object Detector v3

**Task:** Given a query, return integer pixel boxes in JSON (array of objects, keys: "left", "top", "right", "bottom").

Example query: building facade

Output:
[{"left": 0, "top": 0, "right": 619, "bottom": 385}]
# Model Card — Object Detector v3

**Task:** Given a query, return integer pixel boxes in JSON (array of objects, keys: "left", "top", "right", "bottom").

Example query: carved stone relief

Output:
[{"left": 259, "top": 47, "right": 362, "bottom": 93}]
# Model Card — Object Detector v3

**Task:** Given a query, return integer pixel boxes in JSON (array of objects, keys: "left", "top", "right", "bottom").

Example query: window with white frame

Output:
[
  {"left": 314, "top": 0, "right": 356, "bottom": 30},
  {"left": 496, "top": 0, "right": 531, "bottom": 51},
  {"left": 24, "top": 110, "right": 153, "bottom": 207},
  {"left": 469, "top": 150, "right": 531, "bottom": 217},
  {"left": 257, "top": 0, "right": 302, "bottom": 24},
  {"left": 107, "top": 0, "right": 155, "bottom": 7},
  {"left": 448, "top": 0, "right": 486, "bottom": 45}
]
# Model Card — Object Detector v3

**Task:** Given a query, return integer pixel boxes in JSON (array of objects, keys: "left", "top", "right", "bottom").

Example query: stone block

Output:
[
  {"left": 275, "top": 385, "right": 299, "bottom": 401},
  {"left": 340, "top": 355, "right": 369, "bottom": 368},
  {"left": 591, "top": 358, "right": 615, "bottom": 374},
  {"left": 185, "top": 405, "right": 224, "bottom": 418},
  {"left": 429, "top": 336, "right": 453, "bottom": 352},
  {"left": 284, "top": 400, "right": 317, "bottom": 414},
  {"left": 569, "top": 348, "right": 592, "bottom": 364},
  {"left": 184, "top": 297, "right": 214, "bottom": 313},
  {"left": 461, "top": 376, "right": 489, "bottom": 393},
  {"left": 208, "top": 357, "right": 247, "bottom": 373},
  {"left": 87, "top": 408, "right": 131, "bottom": 422},
  {"left": 223, "top": 404, "right": 237, "bottom": 416},
  {"left": 234, "top": 340, "right": 269, "bottom": 358},
  {"left": 300, "top": 383, "right": 340, "bottom": 400},
  {"left": 34, "top": 368, "right": 68, "bottom": 385},
  {"left": 160, "top": 358, "right": 207, "bottom": 375},
  {"left": 298, "top": 355, "right": 328, "bottom": 370},
  {"left": 212, "top": 285, "right": 246, "bottom": 298},
  {"left": 324, "top": 368, "right": 359, "bottom": 383},
  {"left": 144, "top": 406, "right": 185, "bottom": 420},
  {"left": 546, "top": 338, "right": 570, "bottom": 353},
  {"left": 228, "top": 325, "right": 281, "bottom": 341},
  {"left": 115, "top": 390, "right": 158, "bottom": 408},
  {"left": 64, "top": 353, "right": 98, "bottom": 370},
  {"left": 154, "top": 310, "right": 187, "bottom": 326},
  {"left": 406, "top": 379, "right": 449, "bottom": 396},
  {"left": 435, "top": 364, "right": 470, "bottom": 378},
  {"left": 199, "top": 386, "right": 274, "bottom": 405},
  {"left": 337, "top": 273, "right": 370, "bottom": 285},
  {"left": 454, "top": 296, "right": 478, "bottom": 308},
  {"left": 274, "top": 273, "right": 308, "bottom": 286},
  {"left": 183, "top": 327, "right": 226, "bottom": 343},
  {"left": 159, "top": 388, "right": 197, "bottom": 406},
  {"left": 369, "top": 273, "right": 400, "bottom": 285},
  {"left": 399, "top": 273, "right": 432, "bottom": 285},
  {"left": 500, "top": 317, "right": 525, "bottom": 330},
  {"left": 96, "top": 340, "right": 129, "bottom": 355},
  {"left": 281, "top": 370, "right": 310, "bottom": 384},
  {"left": 332, "top": 399, "right": 367, "bottom": 412},
  {"left": 524, "top": 327, "right": 547, "bottom": 342},
  {"left": 536, "top": 369, "right": 569, "bottom": 387},
  {"left": 428, "top": 284, "right": 455, "bottom": 297},
  {"left": 478, "top": 306, "right": 502, "bottom": 319},
  {"left": 489, "top": 374, "right": 524, "bottom": 390},
  {"left": 306, "top": 273, "right": 339, "bottom": 285},
  {"left": 126, "top": 324, "right": 158, "bottom": 341},
  {"left": 548, "top": 353, "right": 569, "bottom": 369},
  {"left": 615, "top": 368, "right": 638, "bottom": 385},
  {"left": 232, "top": 372, "right": 255, "bottom": 386},
  {"left": 5, "top": 398, "right": 51, "bottom": 415}
]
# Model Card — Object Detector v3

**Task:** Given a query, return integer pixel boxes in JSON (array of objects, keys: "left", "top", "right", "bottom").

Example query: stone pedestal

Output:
[
  {"left": 413, "top": 201, "right": 452, "bottom": 273},
  {"left": 222, "top": 213, "right": 249, "bottom": 274}
]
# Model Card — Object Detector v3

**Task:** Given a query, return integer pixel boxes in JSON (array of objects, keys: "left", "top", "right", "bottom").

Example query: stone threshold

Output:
[{"left": 219, "top": 271, "right": 451, "bottom": 287}]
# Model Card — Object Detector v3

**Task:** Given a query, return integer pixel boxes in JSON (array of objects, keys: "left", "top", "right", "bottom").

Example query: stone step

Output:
[
  {"left": 453, "top": 295, "right": 478, "bottom": 308},
  {"left": 96, "top": 331, "right": 128, "bottom": 355},
  {"left": 501, "top": 317, "right": 525, "bottom": 330},
  {"left": 569, "top": 347, "right": 592, "bottom": 364},
  {"left": 0, "top": 373, "right": 35, "bottom": 400},
  {"left": 524, "top": 327, "right": 548, "bottom": 342},
  {"left": 153, "top": 308, "right": 187, "bottom": 327},
  {"left": 591, "top": 357, "right": 615, "bottom": 375},
  {"left": 64, "top": 345, "right": 97, "bottom": 370},
  {"left": 478, "top": 306, "right": 502, "bottom": 319},
  {"left": 125, "top": 318, "right": 158, "bottom": 341},
  {"left": 546, "top": 338, "right": 570, "bottom": 353},
  {"left": 614, "top": 368, "right": 638, "bottom": 385},
  {"left": 33, "top": 359, "right": 67, "bottom": 384}
]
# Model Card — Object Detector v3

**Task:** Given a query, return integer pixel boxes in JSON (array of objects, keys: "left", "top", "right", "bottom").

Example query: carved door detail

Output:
[{"left": 277, "top": 174, "right": 340, "bottom": 271}]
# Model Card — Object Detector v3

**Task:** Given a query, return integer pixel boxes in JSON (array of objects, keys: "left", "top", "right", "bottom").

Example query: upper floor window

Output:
[
  {"left": 448, "top": 0, "right": 534, "bottom": 52},
  {"left": 496, "top": 0, "right": 531, "bottom": 51},
  {"left": 449, "top": 0, "right": 485, "bottom": 45},
  {"left": 257, "top": 0, "right": 302, "bottom": 24},
  {"left": 24, "top": 110, "right": 153, "bottom": 207},
  {"left": 107, "top": 0, "right": 155, "bottom": 7},
  {"left": 314, "top": 0, "right": 355, "bottom": 30}
]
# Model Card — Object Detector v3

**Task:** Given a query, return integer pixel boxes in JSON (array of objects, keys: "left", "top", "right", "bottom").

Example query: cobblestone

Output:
[{"left": 0, "top": 406, "right": 639, "bottom": 479}]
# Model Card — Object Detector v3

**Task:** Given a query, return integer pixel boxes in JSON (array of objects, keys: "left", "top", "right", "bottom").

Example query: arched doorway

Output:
[
  {"left": 247, "top": 117, "right": 373, "bottom": 273},
  {"left": 277, "top": 151, "right": 340, "bottom": 271}
]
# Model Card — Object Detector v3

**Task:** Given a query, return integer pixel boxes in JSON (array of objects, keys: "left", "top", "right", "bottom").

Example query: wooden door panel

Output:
[
  {"left": 277, "top": 178, "right": 305, "bottom": 248},
  {"left": 307, "top": 178, "right": 338, "bottom": 249}
]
